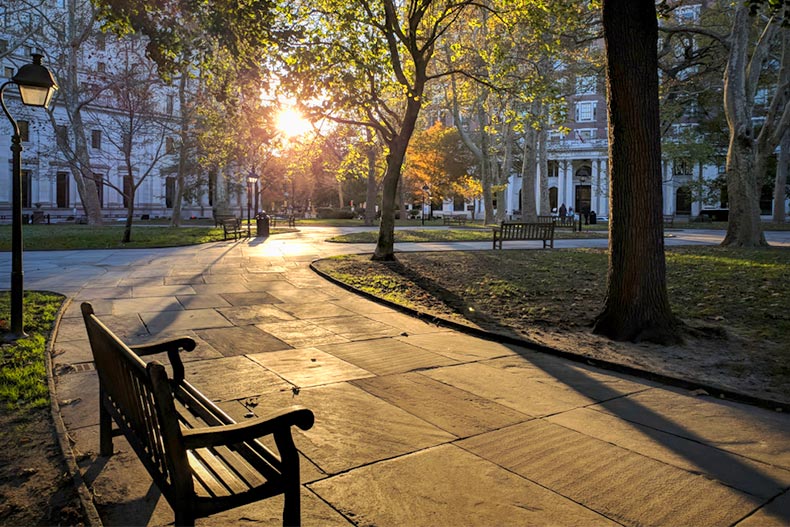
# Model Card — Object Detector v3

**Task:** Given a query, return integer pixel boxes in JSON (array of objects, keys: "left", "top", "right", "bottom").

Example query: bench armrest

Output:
[
  {"left": 181, "top": 406, "right": 315, "bottom": 450},
  {"left": 131, "top": 337, "right": 196, "bottom": 383},
  {"left": 130, "top": 337, "right": 197, "bottom": 356}
]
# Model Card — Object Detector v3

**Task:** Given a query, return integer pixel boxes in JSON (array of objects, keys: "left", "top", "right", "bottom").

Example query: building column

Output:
[
  {"left": 662, "top": 160, "right": 673, "bottom": 214},
  {"left": 592, "top": 159, "right": 600, "bottom": 215},
  {"left": 565, "top": 161, "right": 575, "bottom": 212}
]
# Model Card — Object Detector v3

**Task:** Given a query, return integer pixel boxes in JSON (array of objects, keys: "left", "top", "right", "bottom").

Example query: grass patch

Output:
[
  {"left": 327, "top": 228, "right": 608, "bottom": 243},
  {"left": 0, "top": 224, "right": 289, "bottom": 251},
  {"left": 0, "top": 292, "right": 65, "bottom": 414}
]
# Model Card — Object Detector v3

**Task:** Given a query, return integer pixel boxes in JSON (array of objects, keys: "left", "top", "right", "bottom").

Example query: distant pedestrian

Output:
[
  {"left": 568, "top": 206, "right": 574, "bottom": 217},
  {"left": 559, "top": 203, "right": 567, "bottom": 218}
]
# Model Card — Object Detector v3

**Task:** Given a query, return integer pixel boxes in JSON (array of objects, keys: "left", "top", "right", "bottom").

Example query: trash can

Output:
[
  {"left": 255, "top": 211, "right": 270, "bottom": 237},
  {"left": 589, "top": 211, "right": 597, "bottom": 225}
]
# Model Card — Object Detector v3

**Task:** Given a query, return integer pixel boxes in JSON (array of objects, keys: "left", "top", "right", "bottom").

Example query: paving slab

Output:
[
  {"left": 548, "top": 407, "right": 790, "bottom": 499},
  {"left": 220, "top": 291, "right": 282, "bottom": 306},
  {"left": 74, "top": 286, "right": 133, "bottom": 300},
  {"left": 216, "top": 304, "right": 294, "bottom": 325},
  {"left": 175, "top": 293, "right": 232, "bottom": 310},
  {"left": 318, "top": 338, "right": 457, "bottom": 376},
  {"left": 52, "top": 338, "right": 94, "bottom": 365},
  {"left": 62, "top": 298, "right": 112, "bottom": 319},
  {"left": 362, "top": 310, "right": 444, "bottom": 335},
  {"left": 311, "top": 315, "right": 401, "bottom": 340},
  {"left": 110, "top": 297, "right": 183, "bottom": 315},
  {"left": 56, "top": 369, "right": 100, "bottom": 429},
  {"left": 257, "top": 320, "right": 350, "bottom": 348},
  {"left": 595, "top": 388, "right": 790, "bottom": 469},
  {"left": 290, "top": 383, "right": 455, "bottom": 474},
  {"left": 190, "top": 282, "right": 251, "bottom": 295},
  {"left": 736, "top": 490, "right": 790, "bottom": 526},
  {"left": 248, "top": 347, "right": 373, "bottom": 387},
  {"left": 459, "top": 420, "right": 758, "bottom": 527},
  {"left": 276, "top": 302, "right": 358, "bottom": 320},
  {"left": 309, "top": 444, "right": 617, "bottom": 527},
  {"left": 139, "top": 308, "right": 232, "bottom": 333},
  {"left": 266, "top": 288, "right": 333, "bottom": 304},
  {"left": 423, "top": 360, "right": 643, "bottom": 417},
  {"left": 352, "top": 372, "right": 531, "bottom": 437},
  {"left": 398, "top": 331, "right": 522, "bottom": 361},
  {"left": 182, "top": 356, "right": 294, "bottom": 402},
  {"left": 193, "top": 326, "right": 292, "bottom": 356}
]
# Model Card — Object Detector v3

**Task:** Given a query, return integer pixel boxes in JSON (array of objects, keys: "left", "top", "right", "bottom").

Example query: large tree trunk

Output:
[
  {"left": 592, "top": 0, "right": 681, "bottom": 344},
  {"left": 774, "top": 131, "right": 789, "bottom": 223},
  {"left": 538, "top": 129, "right": 550, "bottom": 216},
  {"left": 721, "top": 4, "right": 768, "bottom": 247}
]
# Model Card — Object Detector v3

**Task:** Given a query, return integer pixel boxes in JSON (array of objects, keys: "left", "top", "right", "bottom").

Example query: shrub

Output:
[{"left": 316, "top": 207, "right": 356, "bottom": 219}]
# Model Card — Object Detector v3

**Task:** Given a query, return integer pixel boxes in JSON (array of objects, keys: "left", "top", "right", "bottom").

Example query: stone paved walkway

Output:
[{"left": 18, "top": 227, "right": 790, "bottom": 525}]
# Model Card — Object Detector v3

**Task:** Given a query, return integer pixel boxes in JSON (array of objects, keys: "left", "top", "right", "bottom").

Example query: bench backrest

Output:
[
  {"left": 500, "top": 221, "right": 554, "bottom": 239},
  {"left": 81, "top": 303, "right": 191, "bottom": 499}
]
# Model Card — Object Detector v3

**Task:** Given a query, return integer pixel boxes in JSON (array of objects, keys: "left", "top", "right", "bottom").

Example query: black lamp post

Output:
[
  {"left": 0, "top": 54, "right": 58, "bottom": 340},
  {"left": 246, "top": 175, "right": 257, "bottom": 237},
  {"left": 421, "top": 184, "right": 430, "bottom": 226}
]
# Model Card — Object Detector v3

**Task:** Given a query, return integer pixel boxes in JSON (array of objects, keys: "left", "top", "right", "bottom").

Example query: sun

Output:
[{"left": 275, "top": 107, "right": 312, "bottom": 138}]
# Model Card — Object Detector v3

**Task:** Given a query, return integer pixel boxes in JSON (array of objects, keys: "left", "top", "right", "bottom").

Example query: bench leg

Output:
[
  {"left": 174, "top": 509, "right": 196, "bottom": 527},
  {"left": 275, "top": 432, "right": 302, "bottom": 527},
  {"left": 99, "top": 388, "right": 113, "bottom": 456}
]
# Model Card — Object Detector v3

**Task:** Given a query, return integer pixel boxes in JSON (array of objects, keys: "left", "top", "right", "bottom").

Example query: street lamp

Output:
[
  {"left": 1, "top": 54, "right": 58, "bottom": 340},
  {"left": 421, "top": 184, "right": 430, "bottom": 226},
  {"left": 246, "top": 175, "right": 258, "bottom": 237}
]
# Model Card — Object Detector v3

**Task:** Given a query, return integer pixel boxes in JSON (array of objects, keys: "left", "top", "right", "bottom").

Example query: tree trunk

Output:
[
  {"left": 521, "top": 124, "right": 538, "bottom": 222},
  {"left": 373, "top": 96, "right": 422, "bottom": 260},
  {"left": 538, "top": 129, "right": 550, "bottom": 216},
  {"left": 774, "top": 131, "right": 789, "bottom": 223},
  {"left": 721, "top": 4, "right": 767, "bottom": 247},
  {"left": 364, "top": 130, "right": 378, "bottom": 226},
  {"left": 123, "top": 191, "right": 135, "bottom": 243},
  {"left": 170, "top": 72, "right": 190, "bottom": 227},
  {"left": 592, "top": 0, "right": 681, "bottom": 344}
]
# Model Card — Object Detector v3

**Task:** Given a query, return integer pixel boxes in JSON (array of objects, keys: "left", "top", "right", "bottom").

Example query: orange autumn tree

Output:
[{"left": 403, "top": 122, "right": 477, "bottom": 211}]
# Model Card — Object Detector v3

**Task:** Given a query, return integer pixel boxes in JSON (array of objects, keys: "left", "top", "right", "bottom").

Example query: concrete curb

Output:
[
  {"left": 310, "top": 259, "right": 789, "bottom": 414},
  {"left": 47, "top": 297, "right": 103, "bottom": 527}
]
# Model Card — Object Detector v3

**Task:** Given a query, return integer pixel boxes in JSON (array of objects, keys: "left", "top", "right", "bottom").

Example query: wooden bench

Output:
[
  {"left": 538, "top": 215, "right": 577, "bottom": 231},
  {"left": 663, "top": 214, "right": 674, "bottom": 227},
  {"left": 80, "top": 302, "right": 314, "bottom": 527},
  {"left": 271, "top": 215, "right": 296, "bottom": 228},
  {"left": 492, "top": 221, "right": 555, "bottom": 249},
  {"left": 442, "top": 214, "right": 467, "bottom": 226},
  {"left": 216, "top": 216, "right": 245, "bottom": 240}
]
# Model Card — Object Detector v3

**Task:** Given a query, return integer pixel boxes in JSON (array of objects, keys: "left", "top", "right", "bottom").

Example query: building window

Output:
[
  {"left": 4, "top": 67, "right": 13, "bottom": 78},
  {"left": 166, "top": 137, "right": 175, "bottom": 154},
  {"left": 675, "top": 5, "right": 701, "bottom": 22},
  {"left": 673, "top": 158, "right": 693, "bottom": 177},
  {"left": 56, "top": 125, "right": 68, "bottom": 146},
  {"left": 18, "top": 120, "right": 29, "bottom": 142},
  {"left": 0, "top": 39, "right": 7, "bottom": 53},
  {"left": 575, "top": 75, "right": 596, "bottom": 95},
  {"left": 97, "top": 62, "right": 106, "bottom": 73},
  {"left": 453, "top": 196, "right": 465, "bottom": 212},
  {"left": 91, "top": 129, "right": 102, "bottom": 149},
  {"left": 165, "top": 177, "right": 176, "bottom": 208},
  {"left": 166, "top": 94, "right": 174, "bottom": 115},
  {"left": 575, "top": 101, "right": 596, "bottom": 122},
  {"left": 21, "top": 170, "right": 31, "bottom": 208},
  {"left": 96, "top": 33, "right": 106, "bottom": 51},
  {"left": 56, "top": 172, "right": 70, "bottom": 208}
]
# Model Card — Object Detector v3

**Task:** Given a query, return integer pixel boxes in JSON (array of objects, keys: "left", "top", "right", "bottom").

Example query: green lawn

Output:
[{"left": 327, "top": 228, "right": 608, "bottom": 243}]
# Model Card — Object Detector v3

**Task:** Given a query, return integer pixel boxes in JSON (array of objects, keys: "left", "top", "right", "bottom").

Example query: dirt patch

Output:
[
  {"left": 0, "top": 408, "right": 86, "bottom": 526},
  {"left": 314, "top": 249, "right": 790, "bottom": 407}
]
